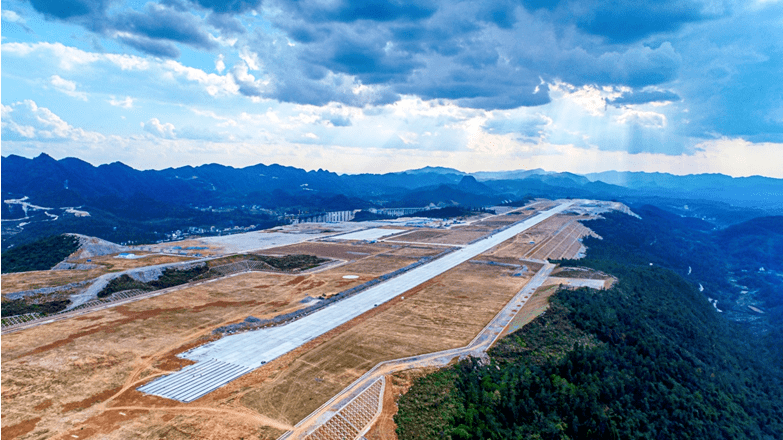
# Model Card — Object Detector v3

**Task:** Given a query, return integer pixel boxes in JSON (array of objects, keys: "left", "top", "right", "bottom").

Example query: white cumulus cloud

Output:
[
  {"left": 142, "top": 118, "right": 176, "bottom": 139},
  {"left": 109, "top": 96, "right": 135, "bottom": 108},
  {"left": 1, "top": 100, "right": 105, "bottom": 142},
  {"left": 50, "top": 75, "right": 88, "bottom": 101}
]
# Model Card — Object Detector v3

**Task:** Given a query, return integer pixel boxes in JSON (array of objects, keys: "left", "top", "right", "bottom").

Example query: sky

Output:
[{"left": 1, "top": 0, "right": 782, "bottom": 177}]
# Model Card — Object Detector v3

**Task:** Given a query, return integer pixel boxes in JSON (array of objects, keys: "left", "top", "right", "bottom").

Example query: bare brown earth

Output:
[
  {"left": 259, "top": 242, "right": 391, "bottom": 260},
  {"left": 1, "top": 254, "right": 194, "bottom": 295},
  {"left": 2, "top": 211, "right": 590, "bottom": 439},
  {"left": 73, "top": 253, "right": 196, "bottom": 272},
  {"left": 485, "top": 214, "right": 595, "bottom": 261},
  {"left": 2, "top": 239, "right": 503, "bottom": 439},
  {"left": 236, "top": 261, "right": 529, "bottom": 426},
  {"left": 388, "top": 228, "right": 488, "bottom": 245},
  {"left": 499, "top": 284, "right": 560, "bottom": 339},
  {"left": 0, "top": 269, "right": 363, "bottom": 439},
  {"left": 364, "top": 368, "right": 442, "bottom": 440}
]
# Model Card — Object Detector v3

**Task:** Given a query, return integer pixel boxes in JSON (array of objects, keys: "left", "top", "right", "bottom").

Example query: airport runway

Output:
[{"left": 138, "top": 201, "right": 575, "bottom": 402}]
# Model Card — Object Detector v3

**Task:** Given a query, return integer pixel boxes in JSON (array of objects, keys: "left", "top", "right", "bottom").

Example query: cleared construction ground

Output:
[
  {"left": 1, "top": 253, "right": 195, "bottom": 294},
  {"left": 136, "top": 203, "right": 573, "bottom": 403},
  {"left": 1, "top": 199, "right": 629, "bottom": 439}
]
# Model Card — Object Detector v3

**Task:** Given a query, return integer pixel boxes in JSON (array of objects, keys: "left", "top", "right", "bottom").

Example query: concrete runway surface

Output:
[{"left": 138, "top": 201, "right": 574, "bottom": 402}]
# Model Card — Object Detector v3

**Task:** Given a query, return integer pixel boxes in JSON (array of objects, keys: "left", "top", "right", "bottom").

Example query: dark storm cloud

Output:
[
  {"left": 26, "top": 0, "right": 219, "bottom": 56},
  {"left": 29, "top": 0, "right": 113, "bottom": 20},
  {"left": 307, "top": 33, "right": 424, "bottom": 84},
  {"left": 256, "top": 0, "right": 699, "bottom": 110},
  {"left": 553, "top": 42, "right": 682, "bottom": 87},
  {"left": 521, "top": 0, "right": 717, "bottom": 43},
  {"left": 189, "top": 0, "right": 261, "bottom": 14},
  {"left": 112, "top": 4, "right": 216, "bottom": 49},
  {"left": 23, "top": 0, "right": 736, "bottom": 119},
  {"left": 280, "top": 0, "right": 436, "bottom": 24},
  {"left": 116, "top": 33, "right": 181, "bottom": 58}
]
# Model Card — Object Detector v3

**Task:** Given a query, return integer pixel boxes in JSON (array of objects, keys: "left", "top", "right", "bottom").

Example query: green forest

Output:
[
  {"left": 96, "top": 265, "right": 209, "bottom": 298},
  {"left": 1, "top": 234, "right": 80, "bottom": 273},
  {"left": 395, "top": 207, "right": 783, "bottom": 439}
]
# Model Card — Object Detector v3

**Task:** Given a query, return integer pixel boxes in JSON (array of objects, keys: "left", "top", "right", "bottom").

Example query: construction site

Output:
[{"left": 1, "top": 199, "right": 627, "bottom": 440}]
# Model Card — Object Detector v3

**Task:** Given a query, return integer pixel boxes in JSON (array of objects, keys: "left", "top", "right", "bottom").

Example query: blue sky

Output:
[{"left": 2, "top": 0, "right": 782, "bottom": 177}]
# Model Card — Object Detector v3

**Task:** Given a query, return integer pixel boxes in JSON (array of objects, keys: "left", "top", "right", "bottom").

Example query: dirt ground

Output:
[
  {"left": 259, "top": 242, "right": 385, "bottom": 260},
  {"left": 2, "top": 269, "right": 105, "bottom": 294},
  {"left": 2, "top": 254, "right": 194, "bottom": 295},
  {"left": 234, "top": 261, "right": 530, "bottom": 426},
  {"left": 386, "top": 227, "right": 488, "bottom": 245},
  {"left": 73, "top": 253, "right": 196, "bottom": 272},
  {"left": 364, "top": 368, "right": 442, "bottom": 440},
  {"left": 0, "top": 268, "right": 376, "bottom": 440},
  {"left": 499, "top": 284, "right": 559, "bottom": 339},
  {"left": 2, "top": 242, "right": 509, "bottom": 439},
  {"left": 485, "top": 214, "right": 595, "bottom": 261},
  {"left": 2, "top": 206, "right": 611, "bottom": 440}
]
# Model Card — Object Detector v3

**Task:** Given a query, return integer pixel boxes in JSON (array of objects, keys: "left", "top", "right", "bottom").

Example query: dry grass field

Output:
[
  {"left": 1, "top": 254, "right": 531, "bottom": 439},
  {"left": 2, "top": 254, "right": 194, "bottom": 295},
  {"left": 2, "top": 205, "right": 616, "bottom": 440},
  {"left": 234, "top": 261, "right": 530, "bottom": 426},
  {"left": 259, "top": 241, "right": 393, "bottom": 261},
  {"left": 0, "top": 268, "right": 379, "bottom": 440},
  {"left": 499, "top": 284, "right": 560, "bottom": 339},
  {"left": 485, "top": 214, "right": 595, "bottom": 261},
  {"left": 364, "top": 368, "right": 442, "bottom": 440},
  {"left": 2, "top": 269, "right": 105, "bottom": 294},
  {"left": 387, "top": 228, "right": 489, "bottom": 245}
]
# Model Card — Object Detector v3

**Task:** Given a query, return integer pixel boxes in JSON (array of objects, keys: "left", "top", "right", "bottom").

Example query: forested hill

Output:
[
  {"left": 394, "top": 208, "right": 783, "bottom": 440},
  {"left": 578, "top": 207, "right": 783, "bottom": 339}
]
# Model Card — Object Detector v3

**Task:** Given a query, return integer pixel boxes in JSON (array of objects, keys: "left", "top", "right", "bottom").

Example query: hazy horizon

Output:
[{"left": 8, "top": 151, "right": 783, "bottom": 180}]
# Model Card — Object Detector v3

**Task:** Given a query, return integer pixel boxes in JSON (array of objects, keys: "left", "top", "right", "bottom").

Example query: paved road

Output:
[{"left": 138, "top": 202, "right": 574, "bottom": 403}]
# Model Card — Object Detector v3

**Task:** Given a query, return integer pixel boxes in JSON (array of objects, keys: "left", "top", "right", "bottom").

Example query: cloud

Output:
[
  {"left": 10, "top": 0, "right": 782, "bottom": 156},
  {"left": 324, "top": 114, "right": 352, "bottom": 127},
  {"left": 141, "top": 118, "right": 177, "bottom": 139},
  {"left": 282, "top": 0, "right": 437, "bottom": 24},
  {"left": 671, "top": 3, "right": 783, "bottom": 142},
  {"left": 256, "top": 1, "right": 691, "bottom": 110},
  {"left": 574, "top": 0, "right": 708, "bottom": 42},
  {"left": 521, "top": 0, "right": 718, "bottom": 42},
  {"left": 207, "top": 12, "right": 246, "bottom": 35},
  {"left": 20, "top": 0, "right": 690, "bottom": 111},
  {"left": 483, "top": 112, "right": 551, "bottom": 139},
  {"left": 189, "top": 0, "right": 261, "bottom": 14},
  {"left": 108, "top": 96, "right": 135, "bottom": 108},
  {"left": 616, "top": 109, "right": 667, "bottom": 128},
  {"left": 229, "top": 62, "right": 265, "bottom": 97},
  {"left": 3, "top": 42, "right": 245, "bottom": 100},
  {"left": 2, "top": 10, "right": 26, "bottom": 23},
  {"left": 112, "top": 4, "right": 217, "bottom": 51},
  {"left": 115, "top": 33, "right": 181, "bottom": 58},
  {"left": 28, "top": 0, "right": 112, "bottom": 20},
  {"left": 26, "top": 0, "right": 216, "bottom": 58},
  {"left": 1, "top": 100, "right": 105, "bottom": 142},
  {"left": 215, "top": 54, "right": 226, "bottom": 73},
  {"left": 50, "top": 75, "right": 89, "bottom": 100},
  {"left": 609, "top": 89, "right": 681, "bottom": 106}
]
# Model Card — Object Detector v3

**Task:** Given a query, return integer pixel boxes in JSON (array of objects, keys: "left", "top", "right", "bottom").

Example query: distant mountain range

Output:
[{"left": 3, "top": 153, "right": 782, "bottom": 247}]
